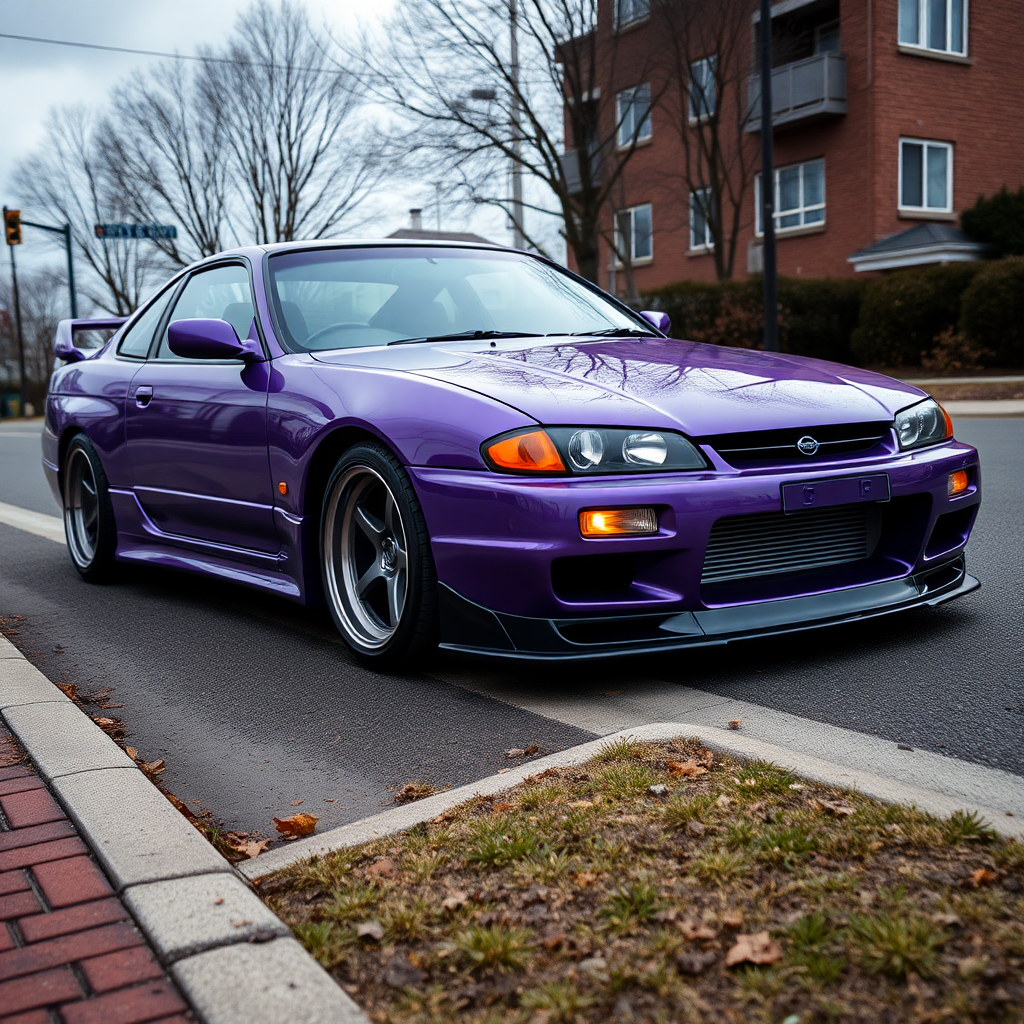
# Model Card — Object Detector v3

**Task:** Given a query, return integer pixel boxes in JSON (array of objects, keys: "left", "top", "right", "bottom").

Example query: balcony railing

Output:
[{"left": 746, "top": 52, "right": 847, "bottom": 132}]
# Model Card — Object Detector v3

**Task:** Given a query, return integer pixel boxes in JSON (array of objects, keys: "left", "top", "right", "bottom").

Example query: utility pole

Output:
[
  {"left": 509, "top": 0, "right": 525, "bottom": 249},
  {"left": 3, "top": 208, "right": 28, "bottom": 416},
  {"left": 759, "top": 0, "right": 778, "bottom": 352}
]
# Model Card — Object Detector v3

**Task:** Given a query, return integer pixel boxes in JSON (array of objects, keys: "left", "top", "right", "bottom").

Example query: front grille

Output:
[
  {"left": 700, "top": 422, "right": 891, "bottom": 465},
  {"left": 702, "top": 505, "right": 875, "bottom": 585}
]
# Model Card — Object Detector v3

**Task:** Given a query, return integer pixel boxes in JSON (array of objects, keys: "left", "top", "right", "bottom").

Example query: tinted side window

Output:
[
  {"left": 156, "top": 264, "right": 255, "bottom": 360},
  {"left": 117, "top": 285, "right": 177, "bottom": 359}
]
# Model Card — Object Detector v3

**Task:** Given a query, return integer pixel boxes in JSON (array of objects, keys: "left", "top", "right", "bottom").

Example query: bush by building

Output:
[
  {"left": 959, "top": 257, "right": 1024, "bottom": 366},
  {"left": 961, "top": 187, "right": 1024, "bottom": 259}
]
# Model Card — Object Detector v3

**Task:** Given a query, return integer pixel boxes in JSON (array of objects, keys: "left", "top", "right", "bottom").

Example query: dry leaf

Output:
[
  {"left": 366, "top": 857, "right": 398, "bottom": 879},
  {"left": 721, "top": 909, "right": 744, "bottom": 929},
  {"left": 573, "top": 871, "right": 599, "bottom": 888},
  {"left": 492, "top": 802, "right": 513, "bottom": 814},
  {"left": 728, "top": 719, "right": 741, "bottom": 730},
  {"left": 213, "top": 897, "right": 225, "bottom": 905},
  {"left": 356, "top": 920, "right": 384, "bottom": 941},
  {"left": 667, "top": 760, "right": 707, "bottom": 778},
  {"left": 971, "top": 868, "right": 997, "bottom": 887},
  {"left": 56, "top": 683, "right": 77, "bottom": 700},
  {"left": 166, "top": 793, "right": 199, "bottom": 821},
  {"left": 273, "top": 812, "right": 318, "bottom": 839},
  {"left": 725, "top": 931, "right": 783, "bottom": 967},
  {"left": 524, "top": 744, "right": 539, "bottom": 755},
  {"left": 541, "top": 929, "right": 566, "bottom": 950},
  {"left": 678, "top": 920, "right": 717, "bottom": 941},
  {"left": 125, "top": 747, "right": 138, "bottom": 761},
  {"left": 238, "top": 839, "right": 270, "bottom": 859},
  {"left": 290, "top": 800, "right": 304, "bottom": 806},
  {"left": 139, "top": 759, "right": 165, "bottom": 774},
  {"left": 505, "top": 748, "right": 526, "bottom": 758},
  {"left": 497, "top": 768, "right": 511, "bottom": 774},
  {"left": 441, "top": 891, "right": 469, "bottom": 912},
  {"left": 816, "top": 798, "right": 855, "bottom": 817},
  {"left": 92, "top": 717, "right": 118, "bottom": 728},
  {"left": 395, "top": 781, "right": 435, "bottom": 804}
]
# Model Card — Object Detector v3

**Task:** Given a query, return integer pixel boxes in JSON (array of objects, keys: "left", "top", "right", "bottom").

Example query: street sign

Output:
[
  {"left": 94, "top": 223, "right": 177, "bottom": 240},
  {"left": 4, "top": 209, "right": 21, "bottom": 245}
]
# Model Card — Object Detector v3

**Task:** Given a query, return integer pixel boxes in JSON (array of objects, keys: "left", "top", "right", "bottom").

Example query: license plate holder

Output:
[{"left": 782, "top": 473, "right": 890, "bottom": 514}]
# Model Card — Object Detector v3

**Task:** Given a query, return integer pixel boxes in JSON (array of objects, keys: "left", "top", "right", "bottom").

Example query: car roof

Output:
[{"left": 202, "top": 238, "right": 518, "bottom": 262}]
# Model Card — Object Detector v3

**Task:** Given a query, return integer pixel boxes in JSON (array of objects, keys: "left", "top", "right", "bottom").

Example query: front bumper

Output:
[{"left": 438, "top": 556, "right": 978, "bottom": 660}]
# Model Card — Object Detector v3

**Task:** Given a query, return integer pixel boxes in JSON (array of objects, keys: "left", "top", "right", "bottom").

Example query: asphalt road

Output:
[{"left": 1, "top": 417, "right": 1021, "bottom": 841}]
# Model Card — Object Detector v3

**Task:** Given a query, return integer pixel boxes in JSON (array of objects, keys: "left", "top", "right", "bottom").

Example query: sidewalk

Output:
[{"left": 0, "top": 723, "right": 191, "bottom": 1023}]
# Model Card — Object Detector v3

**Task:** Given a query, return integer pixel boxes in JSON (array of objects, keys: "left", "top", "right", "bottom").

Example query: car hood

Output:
[{"left": 311, "top": 336, "right": 926, "bottom": 436}]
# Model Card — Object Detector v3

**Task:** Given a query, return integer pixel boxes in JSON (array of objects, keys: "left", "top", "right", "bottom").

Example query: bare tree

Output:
[
  {"left": 201, "top": 0, "right": 387, "bottom": 244},
  {"left": 104, "top": 61, "right": 234, "bottom": 267},
  {"left": 654, "top": 0, "right": 759, "bottom": 280},
  {"left": 349, "top": 0, "right": 661, "bottom": 283},
  {"left": 13, "top": 107, "right": 160, "bottom": 314}
]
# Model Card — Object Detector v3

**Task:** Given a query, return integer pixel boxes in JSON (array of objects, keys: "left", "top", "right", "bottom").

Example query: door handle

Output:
[{"left": 134, "top": 386, "right": 153, "bottom": 409}]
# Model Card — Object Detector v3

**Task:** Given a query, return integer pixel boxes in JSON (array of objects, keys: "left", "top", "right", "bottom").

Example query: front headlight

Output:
[
  {"left": 482, "top": 427, "right": 707, "bottom": 474},
  {"left": 894, "top": 399, "right": 953, "bottom": 451}
]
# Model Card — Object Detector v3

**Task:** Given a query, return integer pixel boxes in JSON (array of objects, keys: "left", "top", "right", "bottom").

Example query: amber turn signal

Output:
[
  {"left": 579, "top": 507, "right": 658, "bottom": 538},
  {"left": 485, "top": 430, "right": 565, "bottom": 472},
  {"left": 948, "top": 470, "right": 969, "bottom": 496},
  {"left": 940, "top": 404, "right": 954, "bottom": 439},
  {"left": 278, "top": 482, "right": 288, "bottom": 495}
]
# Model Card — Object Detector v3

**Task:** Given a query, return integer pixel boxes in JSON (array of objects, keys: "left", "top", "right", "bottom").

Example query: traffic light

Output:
[{"left": 4, "top": 209, "right": 21, "bottom": 245}]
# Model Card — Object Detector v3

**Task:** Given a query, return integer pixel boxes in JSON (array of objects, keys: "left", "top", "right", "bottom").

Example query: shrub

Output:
[
  {"left": 959, "top": 257, "right": 1024, "bottom": 366},
  {"left": 851, "top": 263, "right": 981, "bottom": 367},
  {"left": 961, "top": 186, "right": 1024, "bottom": 258},
  {"left": 643, "top": 276, "right": 863, "bottom": 363},
  {"left": 920, "top": 327, "right": 991, "bottom": 374}
]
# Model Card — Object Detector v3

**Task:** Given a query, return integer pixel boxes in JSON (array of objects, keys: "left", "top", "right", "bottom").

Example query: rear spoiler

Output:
[{"left": 54, "top": 317, "right": 128, "bottom": 363}]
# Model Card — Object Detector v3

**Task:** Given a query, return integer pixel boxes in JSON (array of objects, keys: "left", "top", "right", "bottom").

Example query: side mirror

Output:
[
  {"left": 639, "top": 310, "right": 671, "bottom": 335},
  {"left": 167, "top": 319, "right": 262, "bottom": 361},
  {"left": 54, "top": 317, "right": 128, "bottom": 363}
]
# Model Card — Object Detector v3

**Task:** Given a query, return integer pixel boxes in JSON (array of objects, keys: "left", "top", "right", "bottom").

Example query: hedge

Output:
[
  {"left": 959, "top": 257, "right": 1024, "bottom": 366},
  {"left": 849, "top": 263, "right": 982, "bottom": 367},
  {"left": 641, "top": 276, "right": 866, "bottom": 364},
  {"left": 642, "top": 261, "right": 1021, "bottom": 369}
]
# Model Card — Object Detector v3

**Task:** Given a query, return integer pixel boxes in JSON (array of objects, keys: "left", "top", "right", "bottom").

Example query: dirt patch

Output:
[{"left": 257, "top": 739, "right": 1024, "bottom": 1023}]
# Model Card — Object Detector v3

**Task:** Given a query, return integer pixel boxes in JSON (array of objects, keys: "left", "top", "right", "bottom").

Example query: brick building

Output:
[{"left": 572, "top": 0, "right": 1024, "bottom": 294}]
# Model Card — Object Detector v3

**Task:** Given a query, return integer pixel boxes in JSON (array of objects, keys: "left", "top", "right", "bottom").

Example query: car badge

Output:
[{"left": 797, "top": 435, "right": 820, "bottom": 456}]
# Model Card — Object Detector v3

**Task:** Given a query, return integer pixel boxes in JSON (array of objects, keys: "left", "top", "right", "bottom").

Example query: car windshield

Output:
[{"left": 266, "top": 246, "right": 645, "bottom": 352}]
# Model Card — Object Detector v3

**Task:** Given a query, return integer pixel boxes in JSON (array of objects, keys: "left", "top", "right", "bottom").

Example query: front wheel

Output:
[
  {"left": 320, "top": 442, "right": 438, "bottom": 670},
  {"left": 62, "top": 434, "right": 118, "bottom": 582}
]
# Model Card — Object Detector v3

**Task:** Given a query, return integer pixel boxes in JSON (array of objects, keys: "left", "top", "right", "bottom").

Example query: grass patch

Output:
[{"left": 259, "top": 740, "right": 1024, "bottom": 1024}]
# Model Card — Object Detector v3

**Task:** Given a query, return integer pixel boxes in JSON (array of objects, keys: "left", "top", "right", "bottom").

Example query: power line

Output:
[{"left": 0, "top": 30, "right": 345, "bottom": 75}]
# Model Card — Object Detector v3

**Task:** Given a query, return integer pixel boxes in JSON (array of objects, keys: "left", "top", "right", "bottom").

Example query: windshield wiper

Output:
[
  {"left": 388, "top": 329, "right": 537, "bottom": 346},
  {"left": 568, "top": 327, "right": 654, "bottom": 338}
]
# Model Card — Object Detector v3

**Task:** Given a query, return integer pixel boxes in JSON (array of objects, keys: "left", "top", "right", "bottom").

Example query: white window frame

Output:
[
  {"left": 615, "top": 203, "right": 653, "bottom": 263},
  {"left": 898, "top": 138, "right": 953, "bottom": 213},
  {"left": 755, "top": 159, "right": 826, "bottom": 235},
  {"left": 614, "top": 0, "right": 650, "bottom": 29},
  {"left": 616, "top": 84, "right": 652, "bottom": 149},
  {"left": 898, "top": 0, "right": 968, "bottom": 57},
  {"left": 688, "top": 56, "right": 717, "bottom": 123},
  {"left": 689, "top": 188, "right": 714, "bottom": 251}
]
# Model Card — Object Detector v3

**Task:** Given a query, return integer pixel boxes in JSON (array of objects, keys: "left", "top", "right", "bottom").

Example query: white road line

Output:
[
  {"left": 429, "top": 666, "right": 1024, "bottom": 821},
  {"left": 0, "top": 431, "right": 44, "bottom": 438},
  {"left": 0, "top": 502, "right": 65, "bottom": 544}
]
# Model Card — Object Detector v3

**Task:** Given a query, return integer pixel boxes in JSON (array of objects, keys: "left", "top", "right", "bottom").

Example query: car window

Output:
[
  {"left": 267, "top": 247, "right": 644, "bottom": 352},
  {"left": 156, "top": 263, "right": 255, "bottom": 360},
  {"left": 117, "top": 284, "right": 177, "bottom": 359}
]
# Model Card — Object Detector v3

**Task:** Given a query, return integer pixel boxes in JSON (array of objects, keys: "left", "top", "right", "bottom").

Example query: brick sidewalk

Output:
[{"left": 0, "top": 725, "right": 193, "bottom": 1023}]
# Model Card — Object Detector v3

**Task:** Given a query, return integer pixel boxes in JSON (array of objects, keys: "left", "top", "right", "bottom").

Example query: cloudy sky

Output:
[{"left": 0, "top": 0, "right": 517, "bottom": 278}]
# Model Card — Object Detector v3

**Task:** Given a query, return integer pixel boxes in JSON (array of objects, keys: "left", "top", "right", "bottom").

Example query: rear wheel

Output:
[
  {"left": 320, "top": 442, "right": 438, "bottom": 670},
  {"left": 62, "top": 434, "right": 117, "bottom": 582}
]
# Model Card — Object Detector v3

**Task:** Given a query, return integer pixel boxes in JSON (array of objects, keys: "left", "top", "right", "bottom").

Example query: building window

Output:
[
  {"left": 756, "top": 159, "right": 826, "bottom": 234},
  {"left": 615, "top": 203, "right": 653, "bottom": 262},
  {"left": 690, "top": 189, "right": 714, "bottom": 250},
  {"left": 814, "top": 21, "right": 841, "bottom": 54},
  {"left": 899, "top": 139, "right": 952, "bottom": 212},
  {"left": 617, "top": 84, "right": 652, "bottom": 148},
  {"left": 688, "top": 56, "right": 717, "bottom": 121},
  {"left": 614, "top": 0, "right": 650, "bottom": 29},
  {"left": 899, "top": 0, "right": 967, "bottom": 56}
]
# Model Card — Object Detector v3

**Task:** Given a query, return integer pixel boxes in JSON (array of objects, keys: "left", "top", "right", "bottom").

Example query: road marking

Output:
[
  {"left": 429, "top": 665, "right": 1024, "bottom": 821},
  {"left": 0, "top": 502, "right": 65, "bottom": 544},
  {"left": 0, "top": 431, "right": 44, "bottom": 438}
]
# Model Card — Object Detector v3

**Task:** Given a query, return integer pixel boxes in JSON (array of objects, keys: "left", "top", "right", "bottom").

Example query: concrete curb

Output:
[
  {"left": 240, "top": 721, "right": 1023, "bottom": 880},
  {"left": 944, "top": 399, "right": 1024, "bottom": 416},
  {"left": 0, "top": 634, "right": 369, "bottom": 1024}
]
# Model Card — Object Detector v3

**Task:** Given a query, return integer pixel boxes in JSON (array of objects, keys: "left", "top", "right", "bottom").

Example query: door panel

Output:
[{"left": 125, "top": 263, "right": 279, "bottom": 554}]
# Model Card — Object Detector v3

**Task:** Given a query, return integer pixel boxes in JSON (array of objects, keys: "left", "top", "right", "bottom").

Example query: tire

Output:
[
  {"left": 320, "top": 442, "right": 438, "bottom": 670},
  {"left": 62, "top": 433, "right": 118, "bottom": 582}
]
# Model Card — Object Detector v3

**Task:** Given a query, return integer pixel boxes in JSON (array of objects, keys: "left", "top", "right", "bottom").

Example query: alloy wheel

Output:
[
  {"left": 64, "top": 447, "right": 100, "bottom": 568},
  {"left": 324, "top": 465, "right": 410, "bottom": 649}
]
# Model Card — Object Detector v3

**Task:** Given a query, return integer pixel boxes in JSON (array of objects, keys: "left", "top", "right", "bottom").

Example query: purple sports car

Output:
[{"left": 43, "top": 241, "right": 980, "bottom": 668}]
